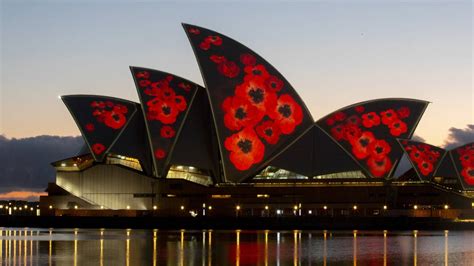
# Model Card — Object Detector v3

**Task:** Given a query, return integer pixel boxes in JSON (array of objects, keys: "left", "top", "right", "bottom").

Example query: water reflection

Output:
[{"left": 0, "top": 228, "right": 472, "bottom": 265}]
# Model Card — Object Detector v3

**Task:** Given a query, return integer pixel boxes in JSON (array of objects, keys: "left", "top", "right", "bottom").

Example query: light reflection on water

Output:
[{"left": 0, "top": 228, "right": 473, "bottom": 265}]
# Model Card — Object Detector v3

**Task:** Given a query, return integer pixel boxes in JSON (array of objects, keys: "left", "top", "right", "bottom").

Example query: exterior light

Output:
[
  {"left": 208, "top": 206, "right": 212, "bottom": 210},
  {"left": 49, "top": 205, "right": 53, "bottom": 209},
  {"left": 180, "top": 205, "right": 185, "bottom": 210},
  {"left": 236, "top": 205, "right": 241, "bottom": 210},
  {"left": 353, "top": 205, "right": 358, "bottom": 210},
  {"left": 323, "top": 206, "right": 327, "bottom": 210},
  {"left": 74, "top": 205, "right": 78, "bottom": 209},
  {"left": 0, "top": 205, "right": 3, "bottom": 209},
  {"left": 264, "top": 205, "right": 269, "bottom": 210},
  {"left": 19, "top": 207, "right": 22, "bottom": 211},
  {"left": 202, "top": 203, "right": 206, "bottom": 208},
  {"left": 24, "top": 205, "right": 28, "bottom": 208},
  {"left": 308, "top": 210, "right": 312, "bottom": 214},
  {"left": 126, "top": 205, "right": 130, "bottom": 210},
  {"left": 383, "top": 205, "right": 387, "bottom": 210},
  {"left": 30, "top": 207, "right": 34, "bottom": 211},
  {"left": 153, "top": 205, "right": 157, "bottom": 210},
  {"left": 293, "top": 205, "right": 298, "bottom": 210},
  {"left": 100, "top": 205, "right": 104, "bottom": 209},
  {"left": 73, "top": 163, "right": 77, "bottom": 167},
  {"left": 13, "top": 207, "right": 17, "bottom": 210},
  {"left": 413, "top": 205, "right": 418, "bottom": 210},
  {"left": 444, "top": 205, "right": 449, "bottom": 210},
  {"left": 60, "top": 163, "right": 66, "bottom": 167},
  {"left": 276, "top": 209, "right": 282, "bottom": 215}
]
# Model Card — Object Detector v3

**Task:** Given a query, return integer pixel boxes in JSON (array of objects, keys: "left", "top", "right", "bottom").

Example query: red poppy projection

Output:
[
  {"left": 451, "top": 143, "right": 474, "bottom": 188},
  {"left": 130, "top": 67, "right": 198, "bottom": 177},
  {"left": 183, "top": 23, "right": 313, "bottom": 182},
  {"left": 398, "top": 140, "right": 446, "bottom": 181},
  {"left": 61, "top": 95, "right": 137, "bottom": 162},
  {"left": 317, "top": 99, "right": 428, "bottom": 179}
]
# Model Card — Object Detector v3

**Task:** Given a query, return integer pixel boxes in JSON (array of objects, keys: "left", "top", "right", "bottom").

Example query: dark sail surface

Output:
[{"left": 130, "top": 67, "right": 198, "bottom": 177}]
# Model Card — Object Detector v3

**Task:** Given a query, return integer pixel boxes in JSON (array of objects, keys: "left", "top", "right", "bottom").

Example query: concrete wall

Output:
[{"left": 56, "top": 165, "right": 157, "bottom": 210}]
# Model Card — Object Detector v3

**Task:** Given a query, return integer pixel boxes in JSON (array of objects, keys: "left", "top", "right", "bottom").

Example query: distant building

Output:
[{"left": 40, "top": 24, "right": 474, "bottom": 218}]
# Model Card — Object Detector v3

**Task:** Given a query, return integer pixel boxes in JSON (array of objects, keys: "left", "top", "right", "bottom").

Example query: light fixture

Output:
[
  {"left": 100, "top": 205, "right": 104, "bottom": 209},
  {"left": 414, "top": 205, "right": 418, "bottom": 210},
  {"left": 353, "top": 205, "right": 358, "bottom": 210},
  {"left": 444, "top": 205, "right": 449, "bottom": 210},
  {"left": 74, "top": 205, "right": 78, "bottom": 209},
  {"left": 180, "top": 205, "right": 185, "bottom": 210},
  {"left": 236, "top": 205, "right": 241, "bottom": 210},
  {"left": 276, "top": 209, "right": 282, "bottom": 215},
  {"left": 308, "top": 210, "right": 312, "bottom": 214},
  {"left": 49, "top": 205, "right": 53, "bottom": 209},
  {"left": 323, "top": 206, "right": 327, "bottom": 210},
  {"left": 153, "top": 205, "right": 157, "bottom": 210},
  {"left": 383, "top": 205, "right": 387, "bottom": 210},
  {"left": 126, "top": 205, "right": 130, "bottom": 210},
  {"left": 208, "top": 206, "right": 212, "bottom": 210},
  {"left": 293, "top": 205, "right": 298, "bottom": 210},
  {"left": 264, "top": 205, "right": 269, "bottom": 210},
  {"left": 60, "top": 163, "right": 66, "bottom": 167}
]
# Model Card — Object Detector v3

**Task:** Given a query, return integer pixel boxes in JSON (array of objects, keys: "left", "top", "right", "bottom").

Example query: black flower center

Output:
[
  {"left": 386, "top": 112, "right": 392, "bottom": 117},
  {"left": 248, "top": 88, "right": 264, "bottom": 104},
  {"left": 414, "top": 152, "right": 420, "bottom": 158},
  {"left": 368, "top": 114, "right": 373, "bottom": 119},
  {"left": 237, "top": 139, "right": 252, "bottom": 154},
  {"left": 359, "top": 138, "right": 370, "bottom": 147},
  {"left": 422, "top": 162, "right": 429, "bottom": 169},
  {"left": 264, "top": 128, "right": 273, "bottom": 136},
  {"left": 270, "top": 82, "right": 277, "bottom": 88},
  {"left": 252, "top": 69, "right": 262, "bottom": 75},
  {"left": 175, "top": 98, "right": 182, "bottom": 104},
  {"left": 375, "top": 146, "right": 384, "bottom": 154},
  {"left": 162, "top": 106, "right": 171, "bottom": 115},
  {"left": 278, "top": 104, "right": 292, "bottom": 118},
  {"left": 112, "top": 114, "right": 120, "bottom": 122},
  {"left": 235, "top": 107, "right": 247, "bottom": 120},
  {"left": 393, "top": 122, "right": 400, "bottom": 128},
  {"left": 375, "top": 160, "right": 385, "bottom": 167}
]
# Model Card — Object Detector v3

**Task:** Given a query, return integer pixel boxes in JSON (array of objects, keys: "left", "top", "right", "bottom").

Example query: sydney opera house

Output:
[{"left": 40, "top": 24, "right": 474, "bottom": 218}]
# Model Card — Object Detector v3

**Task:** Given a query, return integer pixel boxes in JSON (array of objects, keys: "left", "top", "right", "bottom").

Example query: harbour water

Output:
[{"left": 0, "top": 228, "right": 473, "bottom": 265}]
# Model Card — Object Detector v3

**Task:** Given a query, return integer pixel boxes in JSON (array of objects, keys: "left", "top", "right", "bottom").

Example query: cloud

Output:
[
  {"left": 0, "top": 135, "right": 84, "bottom": 197},
  {"left": 0, "top": 191, "right": 47, "bottom": 201},
  {"left": 443, "top": 124, "right": 474, "bottom": 150}
]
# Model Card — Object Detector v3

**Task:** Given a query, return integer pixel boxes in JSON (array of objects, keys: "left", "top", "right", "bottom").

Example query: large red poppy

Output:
[
  {"left": 222, "top": 96, "right": 262, "bottom": 131},
  {"left": 389, "top": 119, "right": 407, "bottom": 136},
  {"left": 217, "top": 60, "right": 240, "bottom": 78},
  {"left": 160, "top": 126, "right": 176, "bottom": 138},
  {"left": 235, "top": 77, "right": 277, "bottom": 114},
  {"left": 268, "top": 94, "right": 303, "bottom": 135},
  {"left": 256, "top": 120, "right": 281, "bottom": 145},
  {"left": 380, "top": 109, "right": 399, "bottom": 125},
  {"left": 224, "top": 128, "right": 265, "bottom": 171},
  {"left": 157, "top": 86, "right": 176, "bottom": 101},
  {"left": 92, "top": 143, "right": 106, "bottom": 155},
  {"left": 206, "top": 35, "right": 223, "bottom": 45},
  {"left": 147, "top": 99, "right": 179, "bottom": 124},
  {"left": 367, "top": 156, "right": 392, "bottom": 178},
  {"left": 244, "top": 65, "right": 270, "bottom": 80},
  {"left": 461, "top": 166, "right": 474, "bottom": 185},
  {"left": 368, "top": 139, "right": 391, "bottom": 161},
  {"left": 418, "top": 160, "right": 434, "bottom": 176},
  {"left": 351, "top": 131, "right": 376, "bottom": 159},
  {"left": 346, "top": 115, "right": 361, "bottom": 126},
  {"left": 361, "top": 112, "right": 380, "bottom": 128},
  {"left": 103, "top": 111, "right": 126, "bottom": 129}
]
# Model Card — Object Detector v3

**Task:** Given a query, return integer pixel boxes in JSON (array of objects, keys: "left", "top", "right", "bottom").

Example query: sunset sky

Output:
[{"left": 1, "top": 0, "right": 472, "bottom": 146}]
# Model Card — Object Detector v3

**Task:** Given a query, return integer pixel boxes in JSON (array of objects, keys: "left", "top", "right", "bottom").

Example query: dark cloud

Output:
[
  {"left": 394, "top": 135, "right": 425, "bottom": 177},
  {"left": 0, "top": 135, "right": 84, "bottom": 193},
  {"left": 443, "top": 124, "right": 474, "bottom": 150}
]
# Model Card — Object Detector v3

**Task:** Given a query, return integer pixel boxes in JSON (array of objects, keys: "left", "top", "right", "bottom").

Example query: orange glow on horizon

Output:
[{"left": 0, "top": 191, "right": 46, "bottom": 201}]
